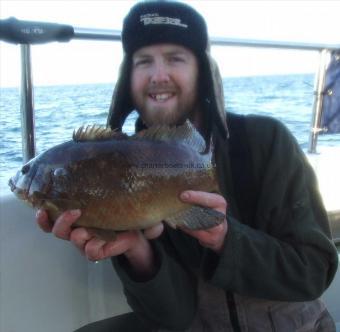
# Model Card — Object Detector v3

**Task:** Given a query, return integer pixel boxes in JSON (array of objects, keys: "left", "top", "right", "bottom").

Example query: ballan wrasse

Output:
[{"left": 9, "top": 121, "right": 224, "bottom": 236}]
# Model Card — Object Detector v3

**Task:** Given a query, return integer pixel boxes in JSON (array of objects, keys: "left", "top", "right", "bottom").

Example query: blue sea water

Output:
[{"left": 1, "top": 73, "right": 339, "bottom": 194}]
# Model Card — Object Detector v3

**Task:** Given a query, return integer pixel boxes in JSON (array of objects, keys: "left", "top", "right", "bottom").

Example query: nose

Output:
[{"left": 150, "top": 61, "right": 170, "bottom": 85}]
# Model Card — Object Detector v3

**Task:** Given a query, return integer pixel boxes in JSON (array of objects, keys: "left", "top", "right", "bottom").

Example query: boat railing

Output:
[{"left": 1, "top": 17, "right": 340, "bottom": 160}]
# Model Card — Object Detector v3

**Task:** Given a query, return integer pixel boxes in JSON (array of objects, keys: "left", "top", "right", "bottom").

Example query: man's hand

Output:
[
  {"left": 179, "top": 190, "right": 228, "bottom": 253},
  {"left": 36, "top": 209, "right": 163, "bottom": 278}
]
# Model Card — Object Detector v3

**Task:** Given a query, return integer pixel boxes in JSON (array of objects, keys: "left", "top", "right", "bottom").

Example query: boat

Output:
[{"left": 0, "top": 17, "right": 339, "bottom": 332}]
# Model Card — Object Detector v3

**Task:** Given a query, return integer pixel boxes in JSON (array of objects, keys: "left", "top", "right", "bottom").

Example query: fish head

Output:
[{"left": 8, "top": 154, "right": 68, "bottom": 208}]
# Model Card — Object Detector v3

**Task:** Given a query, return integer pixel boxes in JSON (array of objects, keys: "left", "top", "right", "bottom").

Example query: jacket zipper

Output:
[
  {"left": 268, "top": 311, "right": 276, "bottom": 332},
  {"left": 226, "top": 291, "right": 241, "bottom": 332}
]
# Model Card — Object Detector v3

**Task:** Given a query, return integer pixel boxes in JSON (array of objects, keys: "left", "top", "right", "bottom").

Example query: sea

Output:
[{"left": 1, "top": 73, "right": 340, "bottom": 195}]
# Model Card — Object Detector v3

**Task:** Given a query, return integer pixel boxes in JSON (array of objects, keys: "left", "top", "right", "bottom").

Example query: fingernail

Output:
[
  {"left": 36, "top": 210, "right": 43, "bottom": 218},
  {"left": 181, "top": 192, "right": 190, "bottom": 201},
  {"left": 69, "top": 209, "right": 81, "bottom": 217}
]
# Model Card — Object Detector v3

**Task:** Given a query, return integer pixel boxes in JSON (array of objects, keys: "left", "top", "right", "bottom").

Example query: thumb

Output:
[{"left": 143, "top": 223, "right": 164, "bottom": 240}]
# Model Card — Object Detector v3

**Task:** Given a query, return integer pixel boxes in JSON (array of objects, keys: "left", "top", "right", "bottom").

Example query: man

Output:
[{"left": 37, "top": 1, "right": 338, "bottom": 331}]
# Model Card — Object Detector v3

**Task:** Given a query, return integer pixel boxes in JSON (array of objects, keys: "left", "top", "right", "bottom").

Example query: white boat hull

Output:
[
  {"left": 0, "top": 194, "right": 130, "bottom": 332},
  {"left": 1, "top": 193, "right": 339, "bottom": 331}
]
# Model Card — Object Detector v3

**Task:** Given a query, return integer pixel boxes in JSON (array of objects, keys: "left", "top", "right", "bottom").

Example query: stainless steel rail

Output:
[
  {"left": 20, "top": 45, "right": 35, "bottom": 162},
  {"left": 18, "top": 27, "right": 340, "bottom": 160},
  {"left": 73, "top": 28, "right": 121, "bottom": 41},
  {"left": 308, "top": 50, "right": 331, "bottom": 154},
  {"left": 210, "top": 37, "right": 340, "bottom": 51},
  {"left": 72, "top": 27, "right": 340, "bottom": 51}
]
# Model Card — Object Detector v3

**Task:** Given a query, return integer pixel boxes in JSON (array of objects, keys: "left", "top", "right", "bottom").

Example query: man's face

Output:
[{"left": 131, "top": 44, "right": 199, "bottom": 127}]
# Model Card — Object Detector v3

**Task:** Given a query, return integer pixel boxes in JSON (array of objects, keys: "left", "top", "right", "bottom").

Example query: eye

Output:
[
  {"left": 21, "top": 164, "right": 30, "bottom": 174},
  {"left": 169, "top": 55, "right": 185, "bottom": 64},
  {"left": 134, "top": 59, "right": 151, "bottom": 67},
  {"left": 53, "top": 168, "right": 68, "bottom": 178}
]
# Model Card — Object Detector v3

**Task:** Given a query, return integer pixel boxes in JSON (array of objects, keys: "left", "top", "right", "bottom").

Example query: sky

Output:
[{"left": 0, "top": 0, "right": 340, "bottom": 87}]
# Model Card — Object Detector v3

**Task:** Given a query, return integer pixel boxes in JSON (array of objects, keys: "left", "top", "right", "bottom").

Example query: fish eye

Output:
[
  {"left": 53, "top": 168, "right": 68, "bottom": 178},
  {"left": 21, "top": 164, "right": 30, "bottom": 174}
]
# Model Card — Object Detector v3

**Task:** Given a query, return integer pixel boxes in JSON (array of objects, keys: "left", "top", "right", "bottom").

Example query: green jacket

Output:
[{"left": 112, "top": 113, "right": 338, "bottom": 331}]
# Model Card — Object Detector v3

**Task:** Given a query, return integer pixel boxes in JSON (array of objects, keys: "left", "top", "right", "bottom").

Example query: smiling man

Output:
[
  {"left": 131, "top": 44, "right": 199, "bottom": 127},
  {"left": 36, "top": 1, "right": 338, "bottom": 332}
]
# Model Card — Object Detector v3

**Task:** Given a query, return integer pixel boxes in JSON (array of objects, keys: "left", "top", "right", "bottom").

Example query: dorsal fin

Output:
[
  {"left": 132, "top": 120, "right": 206, "bottom": 153},
  {"left": 73, "top": 125, "right": 127, "bottom": 142}
]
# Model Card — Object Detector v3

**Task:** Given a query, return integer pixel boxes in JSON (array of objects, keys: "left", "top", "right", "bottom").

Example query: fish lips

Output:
[
  {"left": 9, "top": 186, "right": 45, "bottom": 209},
  {"left": 8, "top": 171, "right": 29, "bottom": 199},
  {"left": 8, "top": 169, "right": 45, "bottom": 207}
]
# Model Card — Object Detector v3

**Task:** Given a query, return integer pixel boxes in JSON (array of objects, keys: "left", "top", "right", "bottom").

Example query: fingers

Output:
[
  {"left": 79, "top": 226, "right": 163, "bottom": 262},
  {"left": 84, "top": 238, "right": 109, "bottom": 261},
  {"left": 36, "top": 209, "right": 53, "bottom": 233},
  {"left": 143, "top": 223, "right": 164, "bottom": 240},
  {"left": 52, "top": 209, "right": 81, "bottom": 240},
  {"left": 104, "top": 231, "right": 141, "bottom": 256},
  {"left": 70, "top": 227, "right": 109, "bottom": 260},
  {"left": 70, "top": 227, "right": 93, "bottom": 255},
  {"left": 85, "top": 231, "right": 144, "bottom": 261},
  {"left": 36, "top": 208, "right": 82, "bottom": 240},
  {"left": 70, "top": 228, "right": 141, "bottom": 261},
  {"left": 180, "top": 190, "right": 227, "bottom": 214},
  {"left": 36, "top": 208, "right": 160, "bottom": 262}
]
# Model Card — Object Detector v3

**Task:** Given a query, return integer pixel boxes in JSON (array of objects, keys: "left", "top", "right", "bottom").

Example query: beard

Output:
[
  {"left": 133, "top": 88, "right": 199, "bottom": 127},
  {"left": 138, "top": 105, "right": 194, "bottom": 127}
]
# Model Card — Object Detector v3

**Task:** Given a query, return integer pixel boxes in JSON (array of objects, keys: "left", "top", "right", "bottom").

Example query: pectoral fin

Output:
[{"left": 165, "top": 206, "right": 225, "bottom": 230}]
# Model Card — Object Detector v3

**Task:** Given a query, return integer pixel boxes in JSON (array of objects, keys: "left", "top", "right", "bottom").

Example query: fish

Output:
[{"left": 8, "top": 121, "right": 225, "bottom": 235}]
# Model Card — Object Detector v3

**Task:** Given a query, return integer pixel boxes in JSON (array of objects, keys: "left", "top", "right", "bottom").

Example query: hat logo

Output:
[{"left": 140, "top": 13, "right": 188, "bottom": 28}]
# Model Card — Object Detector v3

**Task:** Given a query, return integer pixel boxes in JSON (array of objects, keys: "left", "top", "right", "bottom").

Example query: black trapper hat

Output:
[{"left": 107, "top": 1, "right": 227, "bottom": 141}]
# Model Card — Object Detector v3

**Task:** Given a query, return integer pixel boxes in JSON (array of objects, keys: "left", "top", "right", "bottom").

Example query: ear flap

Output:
[
  {"left": 107, "top": 56, "right": 135, "bottom": 131},
  {"left": 200, "top": 52, "right": 228, "bottom": 140}
]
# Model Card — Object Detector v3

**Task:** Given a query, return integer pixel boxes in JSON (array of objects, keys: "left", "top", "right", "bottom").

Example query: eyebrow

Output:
[
  {"left": 133, "top": 49, "right": 188, "bottom": 59},
  {"left": 165, "top": 51, "right": 188, "bottom": 57}
]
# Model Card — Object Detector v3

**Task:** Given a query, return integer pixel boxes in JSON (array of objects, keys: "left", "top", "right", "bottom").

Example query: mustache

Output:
[{"left": 147, "top": 84, "right": 177, "bottom": 94}]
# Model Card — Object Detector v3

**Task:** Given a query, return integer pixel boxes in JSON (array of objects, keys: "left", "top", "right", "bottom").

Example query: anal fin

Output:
[{"left": 165, "top": 206, "right": 225, "bottom": 230}]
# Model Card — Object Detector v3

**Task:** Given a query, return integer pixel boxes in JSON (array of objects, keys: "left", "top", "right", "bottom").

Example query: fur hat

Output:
[{"left": 122, "top": 1, "right": 208, "bottom": 56}]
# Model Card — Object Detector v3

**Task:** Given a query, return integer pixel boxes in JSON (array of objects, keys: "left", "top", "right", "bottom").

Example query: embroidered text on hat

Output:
[{"left": 140, "top": 14, "right": 188, "bottom": 28}]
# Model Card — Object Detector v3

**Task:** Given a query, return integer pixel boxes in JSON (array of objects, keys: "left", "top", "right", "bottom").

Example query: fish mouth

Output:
[
  {"left": 8, "top": 177, "right": 29, "bottom": 201},
  {"left": 8, "top": 178, "right": 45, "bottom": 208},
  {"left": 8, "top": 165, "right": 40, "bottom": 206},
  {"left": 8, "top": 177, "right": 17, "bottom": 193}
]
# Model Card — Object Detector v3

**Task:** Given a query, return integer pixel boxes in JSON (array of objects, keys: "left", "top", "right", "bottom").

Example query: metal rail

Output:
[
  {"left": 2, "top": 17, "right": 340, "bottom": 49},
  {"left": 20, "top": 45, "right": 35, "bottom": 162},
  {"left": 308, "top": 50, "right": 330, "bottom": 154},
  {"left": 73, "top": 28, "right": 121, "bottom": 41},
  {"left": 209, "top": 37, "right": 340, "bottom": 51},
  {"left": 13, "top": 26, "right": 340, "bottom": 160},
  {"left": 72, "top": 27, "right": 340, "bottom": 51}
]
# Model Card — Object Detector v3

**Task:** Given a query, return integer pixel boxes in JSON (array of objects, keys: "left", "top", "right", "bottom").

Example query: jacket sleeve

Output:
[
  {"left": 203, "top": 115, "right": 339, "bottom": 301},
  {"left": 111, "top": 239, "right": 197, "bottom": 330}
]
